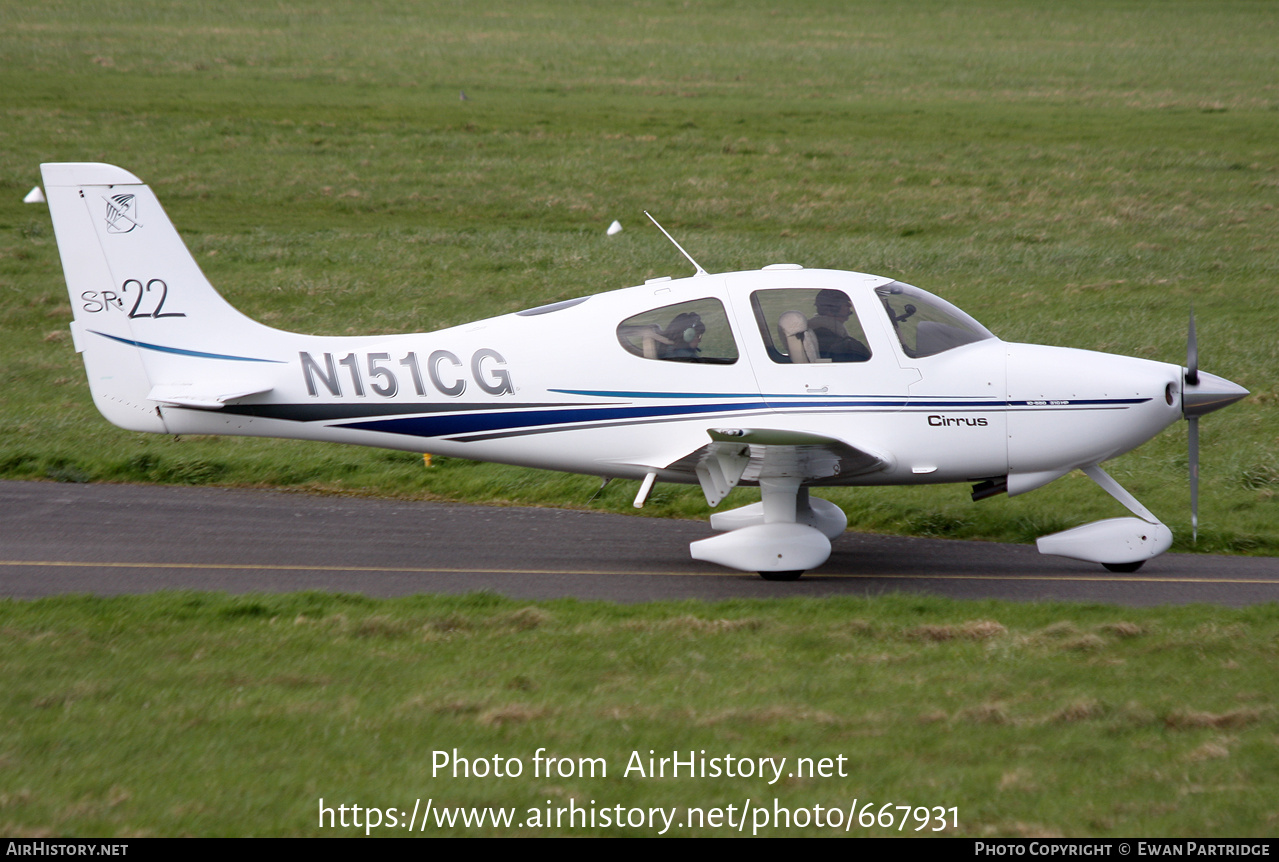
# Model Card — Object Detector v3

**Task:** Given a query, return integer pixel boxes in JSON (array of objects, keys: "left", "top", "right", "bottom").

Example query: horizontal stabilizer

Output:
[{"left": 147, "top": 383, "right": 273, "bottom": 410}]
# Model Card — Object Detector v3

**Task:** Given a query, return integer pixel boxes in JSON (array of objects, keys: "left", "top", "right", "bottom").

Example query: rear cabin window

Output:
[
  {"left": 616, "top": 298, "right": 738, "bottom": 364},
  {"left": 750, "top": 288, "right": 872, "bottom": 364}
]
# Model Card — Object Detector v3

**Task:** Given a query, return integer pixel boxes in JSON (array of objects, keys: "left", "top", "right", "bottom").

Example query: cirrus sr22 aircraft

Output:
[{"left": 40, "top": 162, "right": 1248, "bottom": 579}]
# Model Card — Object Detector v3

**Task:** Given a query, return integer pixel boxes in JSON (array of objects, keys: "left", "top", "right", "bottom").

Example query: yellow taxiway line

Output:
[{"left": 2, "top": 559, "right": 1275, "bottom": 586}]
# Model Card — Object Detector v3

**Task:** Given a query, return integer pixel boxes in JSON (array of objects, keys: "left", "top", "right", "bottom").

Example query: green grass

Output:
[
  {"left": 2, "top": 591, "right": 1278, "bottom": 837},
  {"left": 1, "top": 1, "right": 1276, "bottom": 555}
]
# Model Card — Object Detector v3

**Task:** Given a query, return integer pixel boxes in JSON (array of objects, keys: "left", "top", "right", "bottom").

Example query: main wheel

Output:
[
  {"left": 1102, "top": 561, "right": 1144, "bottom": 573},
  {"left": 759, "top": 570, "right": 804, "bottom": 581}
]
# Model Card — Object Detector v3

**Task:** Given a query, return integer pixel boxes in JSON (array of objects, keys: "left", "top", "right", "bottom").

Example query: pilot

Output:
[
  {"left": 807, "top": 289, "right": 870, "bottom": 362},
  {"left": 658, "top": 312, "right": 706, "bottom": 361}
]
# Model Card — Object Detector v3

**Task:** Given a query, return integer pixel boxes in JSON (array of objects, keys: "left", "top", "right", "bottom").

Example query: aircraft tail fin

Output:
[{"left": 41, "top": 163, "right": 282, "bottom": 432}]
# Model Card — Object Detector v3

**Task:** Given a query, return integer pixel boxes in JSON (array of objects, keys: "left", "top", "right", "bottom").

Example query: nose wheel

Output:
[{"left": 759, "top": 570, "right": 805, "bottom": 581}]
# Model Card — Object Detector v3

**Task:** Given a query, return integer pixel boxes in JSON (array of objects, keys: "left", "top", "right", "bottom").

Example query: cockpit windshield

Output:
[{"left": 875, "top": 281, "right": 994, "bottom": 358}]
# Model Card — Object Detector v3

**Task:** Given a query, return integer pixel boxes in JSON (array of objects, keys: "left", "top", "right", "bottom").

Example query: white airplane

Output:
[{"left": 40, "top": 162, "right": 1248, "bottom": 579}]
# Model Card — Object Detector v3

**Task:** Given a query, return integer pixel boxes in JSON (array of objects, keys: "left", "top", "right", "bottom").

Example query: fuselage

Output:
[{"left": 154, "top": 266, "right": 1184, "bottom": 492}]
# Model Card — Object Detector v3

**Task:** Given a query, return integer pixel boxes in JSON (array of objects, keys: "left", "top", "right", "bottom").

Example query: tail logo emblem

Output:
[{"left": 104, "top": 193, "right": 140, "bottom": 233}]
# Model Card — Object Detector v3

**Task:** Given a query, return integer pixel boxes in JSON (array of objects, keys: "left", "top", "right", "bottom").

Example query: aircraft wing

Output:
[{"left": 666, "top": 427, "right": 892, "bottom": 506}]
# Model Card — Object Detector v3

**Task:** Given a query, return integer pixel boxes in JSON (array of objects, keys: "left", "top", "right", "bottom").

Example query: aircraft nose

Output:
[{"left": 1183, "top": 370, "right": 1249, "bottom": 418}]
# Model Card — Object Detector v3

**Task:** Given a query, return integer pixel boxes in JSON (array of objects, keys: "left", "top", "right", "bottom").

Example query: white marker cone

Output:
[
  {"left": 24, "top": 186, "right": 45, "bottom": 204},
  {"left": 606, "top": 220, "right": 622, "bottom": 236}
]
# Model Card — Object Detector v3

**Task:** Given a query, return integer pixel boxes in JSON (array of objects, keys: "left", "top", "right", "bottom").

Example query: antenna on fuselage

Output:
[{"left": 644, "top": 211, "right": 708, "bottom": 277}]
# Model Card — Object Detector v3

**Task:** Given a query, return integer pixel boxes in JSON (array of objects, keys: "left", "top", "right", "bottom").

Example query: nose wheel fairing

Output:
[
  {"left": 1034, "top": 465, "right": 1173, "bottom": 570},
  {"left": 1037, "top": 517, "right": 1173, "bottom": 569}
]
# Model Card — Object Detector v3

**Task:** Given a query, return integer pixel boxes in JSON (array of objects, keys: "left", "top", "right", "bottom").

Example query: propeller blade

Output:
[
  {"left": 1187, "top": 306, "right": 1200, "bottom": 542},
  {"left": 1186, "top": 308, "right": 1199, "bottom": 386},
  {"left": 1189, "top": 415, "right": 1199, "bottom": 543}
]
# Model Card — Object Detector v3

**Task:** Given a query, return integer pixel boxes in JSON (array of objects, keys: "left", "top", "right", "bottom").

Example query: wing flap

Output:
[
  {"left": 599, "top": 426, "right": 891, "bottom": 506},
  {"left": 670, "top": 427, "right": 892, "bottom": 506}
]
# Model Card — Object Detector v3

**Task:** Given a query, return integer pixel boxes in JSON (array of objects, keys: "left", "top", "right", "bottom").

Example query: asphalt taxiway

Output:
[{"left": 2, "top": 481, "right": 1276, "bottom": 606}]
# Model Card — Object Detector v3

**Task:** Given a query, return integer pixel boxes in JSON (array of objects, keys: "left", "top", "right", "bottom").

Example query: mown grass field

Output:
[
  {"left": 2, "top": 592, "right": 1278, "bottom": 837},
  {"left": 1, "top": 0, "right": 1276, "bottom": 552},
  {"left": 1, "top": 0, "right": 1277, "bottom": 838}
]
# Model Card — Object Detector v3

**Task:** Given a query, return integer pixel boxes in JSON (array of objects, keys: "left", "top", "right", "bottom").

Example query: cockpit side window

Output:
[
  {"left": 874, "top": 281, "right": 994, "bottom": 358},
  {"left": 750, "top": 288, "right": 872, "bottom": 364},
  {"left": 616, "top": 297, "right": 738, "bottom": 364}
]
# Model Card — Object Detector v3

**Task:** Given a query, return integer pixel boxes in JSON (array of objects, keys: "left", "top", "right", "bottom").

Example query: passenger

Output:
[
  {"left": 807, "top": 289, "right": 871, "bottom": 362},
  {"left": 657, "top": 312, "right": 706, "bottom": 360}
]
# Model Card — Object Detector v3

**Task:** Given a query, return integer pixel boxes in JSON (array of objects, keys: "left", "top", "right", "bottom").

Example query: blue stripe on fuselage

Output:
[
  {"left": 329, "top": 395, "right": 1149, "bottom": 442},
  {"left": 336, "top": 401, "right": 768, "bottom": 439}
]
